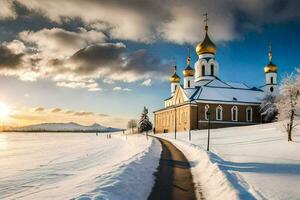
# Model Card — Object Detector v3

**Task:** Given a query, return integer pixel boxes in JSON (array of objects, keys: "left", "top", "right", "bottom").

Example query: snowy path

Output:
[
  {"left": 0, "top": 132, "right": 161, "bottom": 200},
  {"left": 148, "top": 138, "right": 198, "bottom": 200}
]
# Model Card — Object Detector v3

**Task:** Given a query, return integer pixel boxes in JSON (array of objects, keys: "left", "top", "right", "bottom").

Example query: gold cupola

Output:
[
  {"left": 183, "top": 48, "right": 194, "bottom": 77},
  {"left": 169, "top": 66, "right": 181, "bottom": 83},
  {"left": 195, "top": 17, "right": 216, "bottom": 55},
  {"left": 264, "top": 44, "right": 277, "bottom": 73}
]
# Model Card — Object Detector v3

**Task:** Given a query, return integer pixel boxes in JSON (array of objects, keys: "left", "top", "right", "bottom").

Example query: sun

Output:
[{"left": 0, "top": 102, "right": 10, "bottom": 119}]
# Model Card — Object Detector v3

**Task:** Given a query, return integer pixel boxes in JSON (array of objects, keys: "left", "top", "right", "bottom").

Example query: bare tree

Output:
[
  {"left": 127, "top": 119, "right": 137, "bottom": 134},
  {"left": 277, "top": 72, "right": 300, "bottom": 141}
]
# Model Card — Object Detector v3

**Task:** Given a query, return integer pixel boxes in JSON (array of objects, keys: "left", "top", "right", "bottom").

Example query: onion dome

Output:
[
  {"left": 183, "top": 48, "right": 194, "bottom": 76},
  {"left": 264, "top": 44, "right": 277, "bottom": 73},
  {"left": 170, "top": 72, "right": 180, "bottom": 83},
  {"left": 169, "top": 65, "right": 181, "bottom": 83},
  {"left": 195, "top": 25, "right": 216, "bottom": 55}
]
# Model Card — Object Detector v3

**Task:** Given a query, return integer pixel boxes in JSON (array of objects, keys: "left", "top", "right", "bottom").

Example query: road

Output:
[{"left": 148, "top": 138, "right": 200, "bottom": 200}]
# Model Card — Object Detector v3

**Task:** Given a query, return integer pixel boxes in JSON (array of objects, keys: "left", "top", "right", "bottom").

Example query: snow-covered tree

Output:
[
  {"left": 277, "top": 72, "right": 300, "bottom": 141},
  {"left": 127, "top": 119, "right": 137, "bottom": 134},
  {"left": 138, "top": 106, "right": 153, "bottom": 133},
  {"left": 260, "top": 94, "right": 278, "bottom": 123}
]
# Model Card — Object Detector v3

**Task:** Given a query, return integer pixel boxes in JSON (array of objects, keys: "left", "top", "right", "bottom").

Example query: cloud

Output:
[
  {"left": 0, "top": 44, "right": 24, "bottom": 69},
  {"left": 141, "top": 79, "right": 152, "bottom": 87},
  {"left": 1, "top": 0, "right": 298, "bottom": 44},
  {"left": 0, "top": 0, "right": 16, "bottom": 19},
  {"left": 19, "top": 27, "right": 106, "bottom": 58},
  {"left": 113, "top": 86, "right": 132, "bottom": 92},
  {"left": 0, "top": 25, "right": 171, "bottom": 91},
  {"left": 34, "top": 107, "right": 44, "bottom": 112},
  {"left": 74, "top": 111, "right": 94, "bottom": 116},
  {"left": 51, "top": 108, "right": 62, "bottom": 113}
]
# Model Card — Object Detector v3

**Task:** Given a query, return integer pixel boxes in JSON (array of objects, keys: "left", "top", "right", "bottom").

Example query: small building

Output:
[{"left": 154, "top": 21, "right": 278, "bottom": 133}]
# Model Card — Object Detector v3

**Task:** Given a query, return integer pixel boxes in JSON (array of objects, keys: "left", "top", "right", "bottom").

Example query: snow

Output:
[
  {"left": 194, "top": 86, "right": 264, "bottom": 103},
  {"left": 154, "top": 122, "right": 300, "bottom": 200},
  {"left": 0, "top": 132, "right": 161, "bottom": 200},
  {"left": 226, "top": 82, "right": 250, "bottom": 89}
]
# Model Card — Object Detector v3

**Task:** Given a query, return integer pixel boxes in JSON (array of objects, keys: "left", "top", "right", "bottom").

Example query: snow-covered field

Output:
[
  {"left": 0, "top": 132, "right": 161, "bottom": 200},
  {"left": 155, "top": 122, "right": 300, "bottom": 200}
]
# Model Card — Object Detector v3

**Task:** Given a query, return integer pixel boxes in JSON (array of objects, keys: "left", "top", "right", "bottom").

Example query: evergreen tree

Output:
[{"left": 138, "top": 107, "right": 153, "bottom": 133}]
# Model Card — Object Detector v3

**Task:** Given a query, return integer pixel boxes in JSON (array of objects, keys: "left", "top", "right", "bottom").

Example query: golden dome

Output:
[
  {"left": 169, "top": 72, "right": 180, "bottom": 83},
  {"left": 183, "top": 65, "right": 194, "bottom": 77},
  {"left": 264, "top": 62, "right": 277, "bottom": 73},
  {"left": 264, "top": 44, "right": 277, "bottom": 73},
  {"left": 196, "top": 31, "right": 216, "bottom": 55}
]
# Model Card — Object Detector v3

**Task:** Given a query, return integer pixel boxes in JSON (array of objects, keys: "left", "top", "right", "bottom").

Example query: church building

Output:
[{"left": 154, "top": 20, "right": 278, "bottom": 133}]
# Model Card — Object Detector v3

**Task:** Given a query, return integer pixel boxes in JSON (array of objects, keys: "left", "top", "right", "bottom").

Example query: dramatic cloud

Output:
[
  {"left": 0, "top": 44, "right": 24, "bottom": 69},
  {"left": 1, "top": 0, "right": 299, "bottom": 43}
]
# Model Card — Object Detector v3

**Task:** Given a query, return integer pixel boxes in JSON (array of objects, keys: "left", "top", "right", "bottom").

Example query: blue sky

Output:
[{"left": 0, "top": 1, "right": 299, "bottom": 128}]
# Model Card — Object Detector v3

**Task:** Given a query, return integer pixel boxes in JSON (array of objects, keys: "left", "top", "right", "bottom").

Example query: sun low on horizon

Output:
[{"left": 0, "top": 102, "right": 10, "bottom": 120}]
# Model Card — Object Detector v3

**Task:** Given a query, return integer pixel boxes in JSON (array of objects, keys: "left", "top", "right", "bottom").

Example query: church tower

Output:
[
  {"left": 264, "top": 44, "right": 278, "bottom": 95},
  {"left": 194, "top": 13, "right": 219, "bottom": 82},
  {"left": 183, "top": 48, "right": 195, "bottom": 89},
  {"left": 169, "top": 66, "right": 180, "bottom": 96}
]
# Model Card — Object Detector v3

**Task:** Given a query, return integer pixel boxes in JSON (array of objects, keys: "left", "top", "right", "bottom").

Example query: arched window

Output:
[
  {"left": 174, "top": 85, "right": 177, "bottom": 91},
  {"left": 270, "top": 87, "right": 274, "bottom": 92},
  {"left": 205, "top": 104, "right": 210, "bottom": 120},
  {"left": 211, "top": 64, "right": 214, "bottom": 76},
  {"left": 231, "top": 106, "right": 238, "bottom": 121},
  {"left": 216, "top": 105, "right": 223, "bottom": 120},
  {"left": 188, "top": 80, "right": 190, "bottom": 87},
  {"left": 270, "top": 77, "right": 274, "bottom": 84},
  {"left": 246, "top": 107, "right": 252, "bottom": 122},
  {"left": 201, "top": 65, "right": 205, "bottom": 76}
]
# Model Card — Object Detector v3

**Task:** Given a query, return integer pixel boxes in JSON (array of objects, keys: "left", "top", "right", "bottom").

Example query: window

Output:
[
  {"left": 246, "top": 107, "right": 252, "bottom": 122},
  {"left": 270, "top": 77, "right": 273, "bottom": 84},
  {"left": 205, "top": 104, "right": 210, "bottom": 120},
  {"left": 231, "top": 106, "right": 238, "bottom": 121},
  {"left": 188, "top": 80, "right": 190, "bottom": 87},
  {"left": 216, "top": 105, "right": 223, "bottom": 120},
  {"left": 270, "top": 87, "right": 274, "bottom": 92},
  {"left": 174, "top": 85, "right": 177, "bottom": 91},
  {"left": 201, "top": 65, "right": 205, "bottom": 76},
  {"left": 211, "top": 64, "right": 214, "bottom": 76}
]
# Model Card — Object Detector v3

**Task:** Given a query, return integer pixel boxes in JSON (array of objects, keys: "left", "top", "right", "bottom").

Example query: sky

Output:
[{"left": 0, "top": 0, "right": 299, "bottom": 128}]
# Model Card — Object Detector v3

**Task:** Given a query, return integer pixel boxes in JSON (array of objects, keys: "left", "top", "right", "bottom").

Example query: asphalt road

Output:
[{"left": 148, "top": 138, "right": 200, "bottom": 200}]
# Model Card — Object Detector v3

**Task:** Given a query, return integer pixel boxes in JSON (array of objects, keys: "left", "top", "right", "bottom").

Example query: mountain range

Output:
[{"left": 6, "top": 122, "right": 122, "bottom": 132}]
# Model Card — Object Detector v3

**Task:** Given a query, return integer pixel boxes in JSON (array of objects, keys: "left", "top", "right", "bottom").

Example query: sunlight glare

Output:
[{"left": 0, "top": 102, "right": 10, "bottom": 119}]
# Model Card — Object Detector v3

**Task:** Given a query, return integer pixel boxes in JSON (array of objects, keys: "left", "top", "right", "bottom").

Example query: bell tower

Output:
[
  {"left": 264, "top": 43, "right": 278, "bottom": 95},
  {"left": 169, "top": 66, "right": 180, "bottom": 96},
  {"left": 183, "top": 48, "right": 195, "bottom": 89},
  {"left": 194, "top": 13, "right": 219, "bottom": 82}
]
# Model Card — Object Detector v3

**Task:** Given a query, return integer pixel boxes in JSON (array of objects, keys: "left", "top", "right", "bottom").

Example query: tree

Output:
[
  {"left": 138, "top": 106, "right": 153, "bottom": 133},
  {"left": 260, "top": 94, "right": 278, "bottom": 123},
  {"left": 277, "top": 73, "right": 300, "bottom": 141},
  {"left": 127, "top": 119, "right": 137, "bottom": 134}
]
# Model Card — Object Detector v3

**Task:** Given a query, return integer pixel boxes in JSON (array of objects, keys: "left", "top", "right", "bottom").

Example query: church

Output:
[{"left": 153, "top": 20, "right": 278, "bottom": 133}]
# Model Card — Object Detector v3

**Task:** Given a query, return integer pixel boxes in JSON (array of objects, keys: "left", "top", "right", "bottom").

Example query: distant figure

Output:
[{"left": 96, "top": 132, "right": 98, "bottom": 136}]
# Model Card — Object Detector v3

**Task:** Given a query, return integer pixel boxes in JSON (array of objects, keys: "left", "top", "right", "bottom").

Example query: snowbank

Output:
[
  {"left": 155, "top": 122, "right": 300, "bottom": 200},
  {"left": 0, "top": 132, "right": 161, "bottom": 200}
]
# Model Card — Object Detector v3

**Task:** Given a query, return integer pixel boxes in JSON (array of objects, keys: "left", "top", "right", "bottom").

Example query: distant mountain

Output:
[{"left": 7, "top": 122, "right": 122, "bottom": 132}]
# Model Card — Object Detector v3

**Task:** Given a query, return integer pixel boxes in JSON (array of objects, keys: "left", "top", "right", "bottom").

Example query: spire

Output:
[
  {"left": 204, "top": 12, "right": 208, "bottom": 32},
  {"left": 268, "top": 42, "right": 272, "bottom": 63},
  {"left": 187, "top": 47, "right": 191, "bottom": 66}
]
